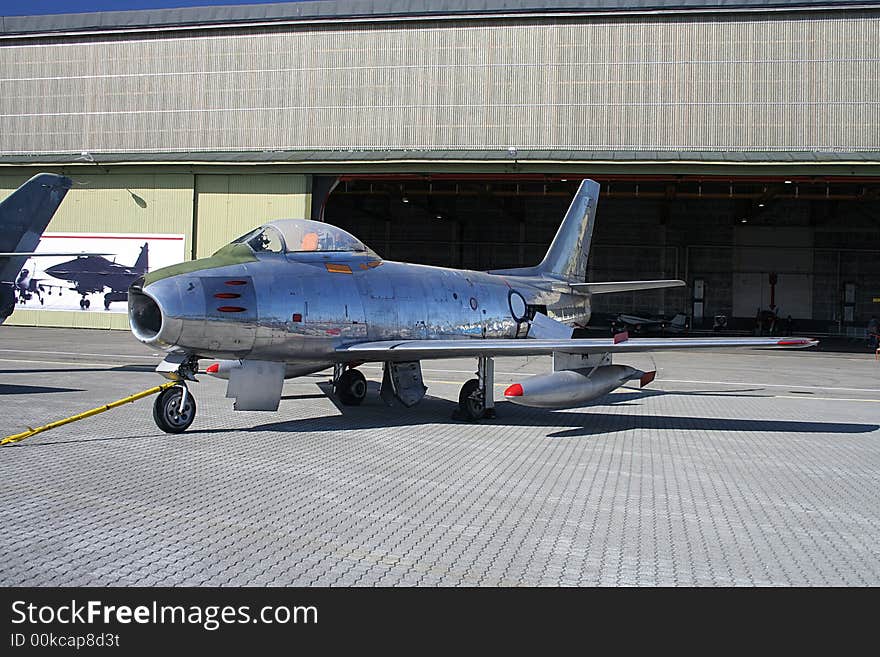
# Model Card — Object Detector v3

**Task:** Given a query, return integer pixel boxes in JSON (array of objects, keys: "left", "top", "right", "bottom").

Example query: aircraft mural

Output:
[{"left": 16, "top": 233, "right": 184, "bottom": 313}]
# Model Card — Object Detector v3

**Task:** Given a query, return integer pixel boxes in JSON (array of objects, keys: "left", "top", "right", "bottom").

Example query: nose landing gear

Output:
[
  {"left": 153, "top": 384, "right": 196, "bottom": 433},
  {"left": 151, "top": 354, "right": 200, "bottom": 433}
]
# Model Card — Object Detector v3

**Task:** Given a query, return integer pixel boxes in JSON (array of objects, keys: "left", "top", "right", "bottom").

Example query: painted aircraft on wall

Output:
[
  {"left": 45, "top": 243, "right": 149, "bottom": 310},
  {"left": 128, "top": 179, "right": 817, "bottom": 433}
]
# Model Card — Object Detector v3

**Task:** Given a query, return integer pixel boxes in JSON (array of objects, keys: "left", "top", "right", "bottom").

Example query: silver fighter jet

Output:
[{"left": 128, "top": 179, "right": 817, "bottom": 433}]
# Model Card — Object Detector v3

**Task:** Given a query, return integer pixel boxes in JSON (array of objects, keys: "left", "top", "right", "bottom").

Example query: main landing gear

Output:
[
  {"left": 458, "top": 356, "right": 495, "bottom": 421},
  {"left": 333, "top": 364, "right": 367, "bottom": 405}
]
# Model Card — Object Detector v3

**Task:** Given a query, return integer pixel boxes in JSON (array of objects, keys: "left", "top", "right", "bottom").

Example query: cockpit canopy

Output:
[{"left": 230, "top": 219, "right": 372, "bottom": 255}]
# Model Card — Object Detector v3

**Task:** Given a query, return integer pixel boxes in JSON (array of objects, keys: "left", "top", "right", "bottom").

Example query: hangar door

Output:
[{"left": 732, "top": 227, "right": 813, "bottom": 320}]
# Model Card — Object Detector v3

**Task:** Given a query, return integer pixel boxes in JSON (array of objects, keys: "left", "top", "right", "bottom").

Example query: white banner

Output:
[{"left": 15, "top": 232, "right": 185, "bottom": 313}]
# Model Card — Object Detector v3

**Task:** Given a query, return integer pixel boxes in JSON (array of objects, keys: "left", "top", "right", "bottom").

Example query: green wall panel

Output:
[
  {"left": 6, "top": 309, "right": 132, "bottom": 330},
  {"left": 194, "top": 174, "right": 311, "bottom": 259}
]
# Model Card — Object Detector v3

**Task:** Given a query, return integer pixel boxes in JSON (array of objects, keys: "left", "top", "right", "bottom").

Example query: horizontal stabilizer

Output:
[{"left": 570, "top": 280, "right": 686, "bottom": 294}]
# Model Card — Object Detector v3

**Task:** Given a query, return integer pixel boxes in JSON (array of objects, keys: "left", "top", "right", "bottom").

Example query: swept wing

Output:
[{"left": 336, "top": 336, "right": 817, "bottom": 361}]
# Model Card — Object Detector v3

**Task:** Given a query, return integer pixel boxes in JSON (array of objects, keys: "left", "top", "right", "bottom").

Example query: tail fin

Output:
[
  {"left": 133, "top": 242, "right": 149, "bottom": 273},
  {"left": 489, "top": 179, "right": 599, "bottom": 281},
  {"left": 0, "top": 173, "right": 72, "bottom": 286},
  {"left": 538, "top": 179, "right": 599, "bottom": 281}
]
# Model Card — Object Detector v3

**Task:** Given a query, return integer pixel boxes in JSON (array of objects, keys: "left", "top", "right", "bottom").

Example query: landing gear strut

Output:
[
  {"left": 458, "top": 356, "right": 495, "bottom": 421},
  {"left": 333, "top": 364, "right": 367, "bottom": 405}
]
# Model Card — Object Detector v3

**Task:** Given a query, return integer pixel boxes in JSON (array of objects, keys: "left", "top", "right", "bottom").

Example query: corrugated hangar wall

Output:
[
  {"left": 2, "top": 6, "right": 879, "bottom": 332},
  {"left": 1, "top": 11, "right": 878, "bottom": 154},
  {"left": 0, "top": 172, "right": 311, "bottom": 328}
]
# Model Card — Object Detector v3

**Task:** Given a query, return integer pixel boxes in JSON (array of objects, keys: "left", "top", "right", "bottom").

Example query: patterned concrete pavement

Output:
[{"left": 1, "top": 327, "right": 878, "bottom": 586}]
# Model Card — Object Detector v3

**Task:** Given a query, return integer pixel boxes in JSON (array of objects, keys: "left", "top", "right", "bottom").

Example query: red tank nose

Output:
[{"left": 504, "top": 383, "right": 523, "bottom": 397}]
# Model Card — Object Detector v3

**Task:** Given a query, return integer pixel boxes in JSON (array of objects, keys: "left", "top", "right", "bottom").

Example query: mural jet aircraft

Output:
[
  {"left": 13, "top": 266, "right": 65, "bottom": 307},
  {"left": 129, "top": 179, "right": 817, "bottom": 433},
  {"left": 0, "top": 173, "right": 74, "bottom": 324},
  {"left": 46, "top": 243, "right": 149, "bottom": 310}
]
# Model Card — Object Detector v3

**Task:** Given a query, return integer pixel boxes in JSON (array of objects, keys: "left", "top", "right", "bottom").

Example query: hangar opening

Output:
[{"left": 323, "top": 175, "right": 880, "bottom": 334}]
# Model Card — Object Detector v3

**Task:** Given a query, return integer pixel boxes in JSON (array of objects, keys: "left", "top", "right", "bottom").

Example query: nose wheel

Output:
[{"left": 153, "top": 384, "right": 196, "bottom": 433}]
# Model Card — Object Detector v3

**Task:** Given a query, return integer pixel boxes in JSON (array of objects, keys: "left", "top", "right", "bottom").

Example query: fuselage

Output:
[{"left": 129, "top": 249, "right": 591, "bottom": 364}]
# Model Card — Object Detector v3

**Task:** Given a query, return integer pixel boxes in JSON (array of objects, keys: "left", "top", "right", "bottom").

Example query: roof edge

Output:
[
  {"left": 2, "top": 1, "right": 880, "bottom": 38},
  {"left": 1, "top": 149, "right": 879, "bottom": 168}
]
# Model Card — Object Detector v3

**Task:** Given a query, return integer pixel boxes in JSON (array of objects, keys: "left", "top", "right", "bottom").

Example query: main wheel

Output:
[
  {"left": 458, "top": 378, "right": 485, "bottom": 421},
  {"left": 152, "top": 386, "right": 196, "bottom": 433},
  {"left": 335, "top": 369, "right": 367, "bottom": 405}
]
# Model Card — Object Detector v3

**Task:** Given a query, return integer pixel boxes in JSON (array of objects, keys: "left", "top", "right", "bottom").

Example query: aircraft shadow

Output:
[
  {"left": 240, "top": 385, "right": 878, "bottom": 439},
  {"left": 0, "top": 384, "right": 84, "bottom": 395}
]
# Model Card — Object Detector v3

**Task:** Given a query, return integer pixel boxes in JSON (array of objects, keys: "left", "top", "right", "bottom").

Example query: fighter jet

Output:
[
  {"left": 129, "top": 179, "right": 817, "bottom": 433},
  {"left": 45, "top": 243, "right": 149, "bottom": 310},
  {"left": 13, "top": 266, "right": 65, "bottom": 306},
  {"left": 0, "top": 173, "right": 73, "bottom": 324}
]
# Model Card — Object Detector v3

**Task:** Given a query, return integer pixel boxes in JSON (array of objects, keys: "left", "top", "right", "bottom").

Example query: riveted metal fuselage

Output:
[{"left": 131, "top": 250, "right": 591, "bottom": 364}]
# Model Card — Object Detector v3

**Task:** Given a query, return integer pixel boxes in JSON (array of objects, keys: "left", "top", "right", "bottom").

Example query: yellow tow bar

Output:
[{"left": 2, "top": 381, "right": 180, "bottom": 446}]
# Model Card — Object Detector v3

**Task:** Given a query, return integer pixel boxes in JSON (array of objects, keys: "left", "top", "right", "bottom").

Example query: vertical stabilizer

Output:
[
  {"left": 133, "top": 242, "right": 149, "bottom": 273},
  {"left": 489, "top": 178, "right": 600, "bottom": 282},
  {"left": 537, "top": 179, "right": 600, "bottom": 281},
  {"left": 0, "top": 173, "right": 73, "bottom": 284}
]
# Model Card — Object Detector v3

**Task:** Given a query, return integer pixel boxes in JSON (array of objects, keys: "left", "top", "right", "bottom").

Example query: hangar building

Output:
[{"left": 1, "top": 0, "right": 878, "bottom": 333}]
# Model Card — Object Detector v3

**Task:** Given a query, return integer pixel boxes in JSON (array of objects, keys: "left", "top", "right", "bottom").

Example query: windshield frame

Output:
[{"left": 231, "top": 225, "right": 287, "bottom": 254}]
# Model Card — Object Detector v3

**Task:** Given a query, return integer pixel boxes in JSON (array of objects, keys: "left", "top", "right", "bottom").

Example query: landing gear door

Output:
[{"left": 380, "top": 361, "right": 427, "bottom": 407}]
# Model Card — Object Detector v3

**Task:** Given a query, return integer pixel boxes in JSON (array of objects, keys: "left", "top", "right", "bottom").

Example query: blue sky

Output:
[{"left": 0, "top": 1, "right": 304, "bottom": 17}]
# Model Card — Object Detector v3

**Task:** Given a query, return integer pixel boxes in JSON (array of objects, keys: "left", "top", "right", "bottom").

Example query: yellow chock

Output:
[{"left": 2, "top": 381, "right": 180, "bottom": 446}]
